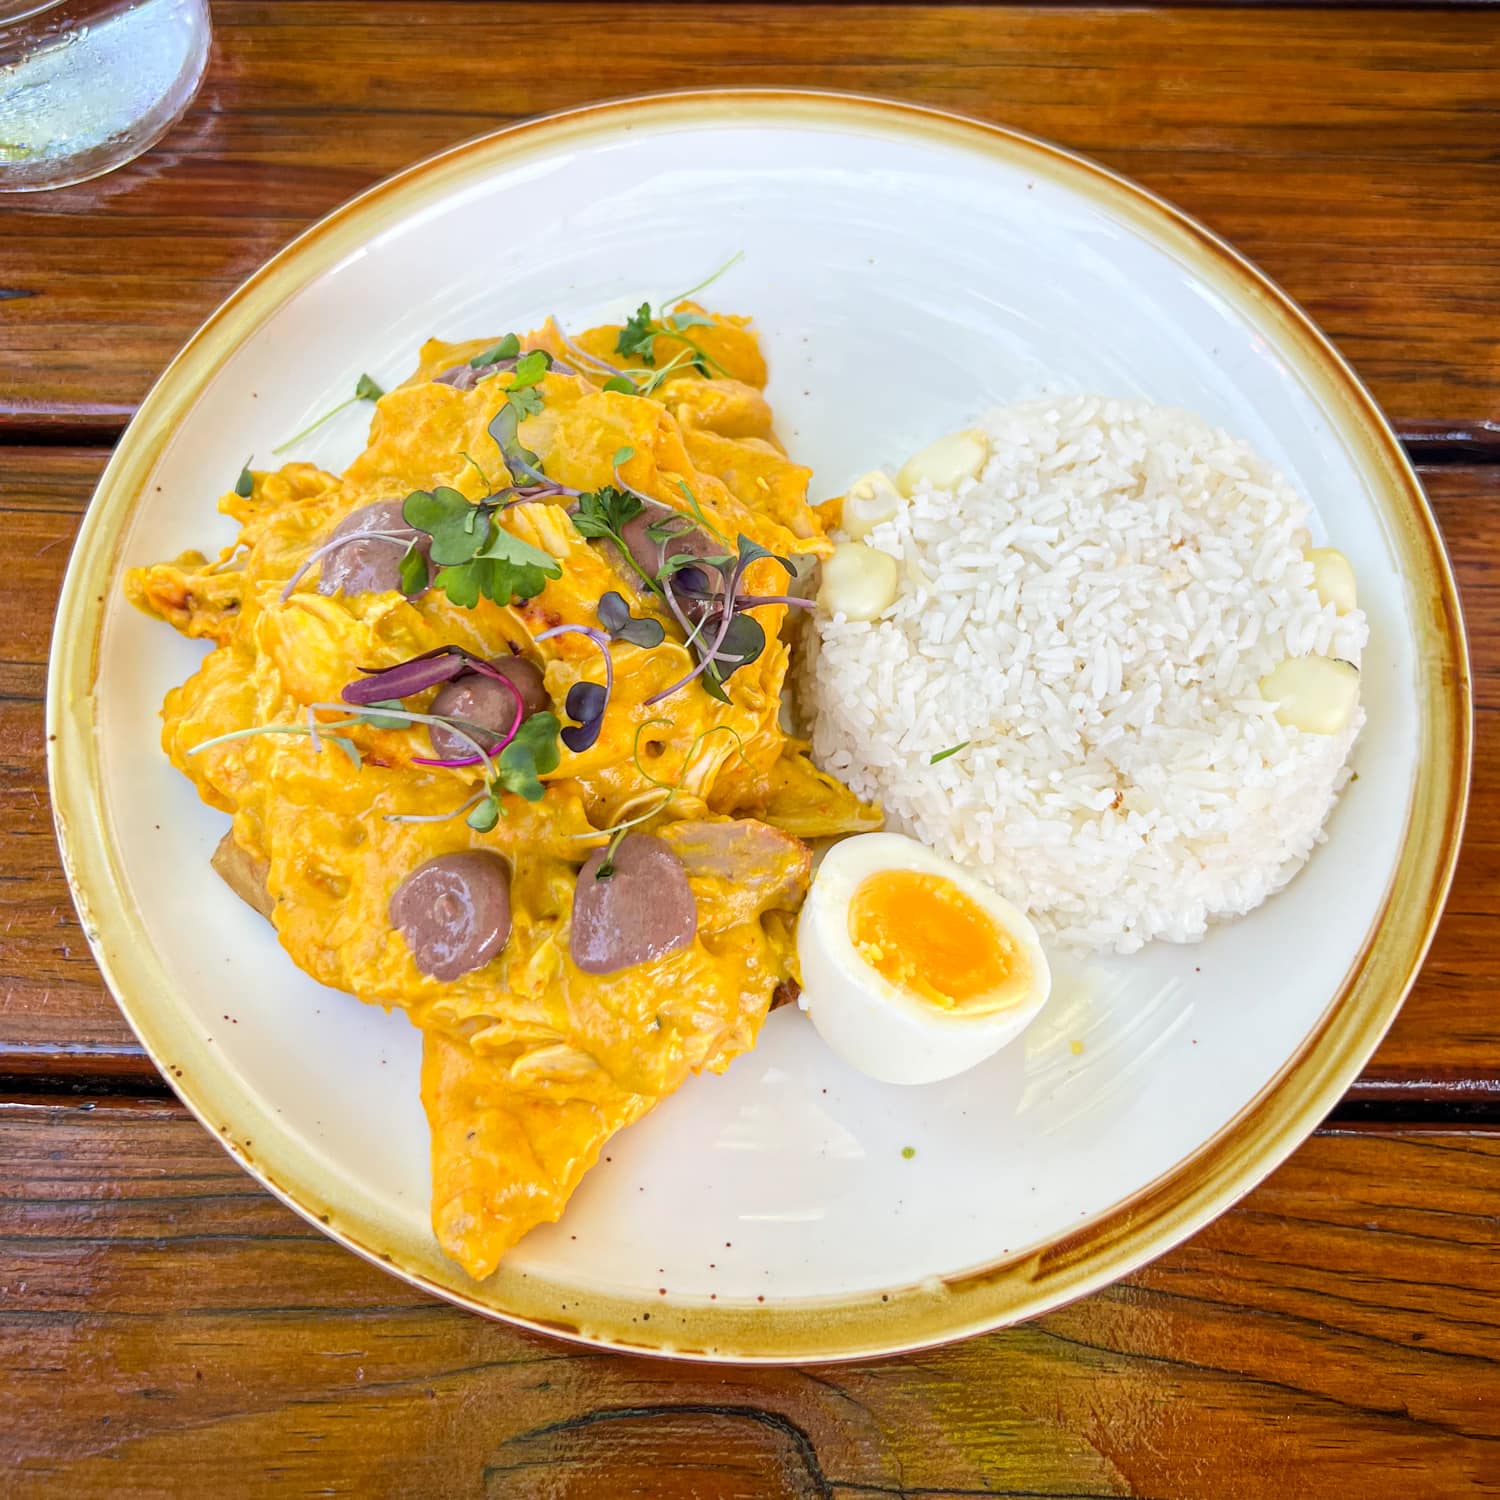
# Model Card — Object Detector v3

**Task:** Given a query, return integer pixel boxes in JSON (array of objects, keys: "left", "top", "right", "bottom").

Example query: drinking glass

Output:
[{"left": 0, "top": 0, "right": 210, "bottom": 192}]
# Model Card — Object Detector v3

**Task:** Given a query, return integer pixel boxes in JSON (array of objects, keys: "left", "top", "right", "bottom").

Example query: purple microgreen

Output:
[
  {"left": 535, "top": 624, "right": 614, "bottom": 754},
  {"left": 645, "top": 597, "right": 738, "bottom": 707},
  {"left": 341, "top": 645, "right": 480, "bottom": 705},
  {"left": 929, "top": 741, "right": 970, "bottom": 765},
  {"left": 730, "top": 593, "right": 816, "bottom": 610},
  {"left": 279, "top": 528, "right": 419, "bottom": 602},
  {"left": 470, "top": 333, "right": 521, "bottom": 369},
  {"left": 713, "top": 612, "right": 766, "bottom": 681},
  {"left": 561, "top": 682, "right": 608, "bottom": 752},
  {"left": 271, "top": 372, "right": 385, "bottom": 455},
  {"left": 734, "top": 531, "right": 794, "bottom": 580},
  {"left": 598, "top": 590, "right": 665, "bottom": 649},
  {"left": 551, "top": 323, "right": 626, "bottom": 379},
  {"left": 340, "top": 650, "right": 525, "bottom": 767},
  {"left": 233, "top": 457, "right": 254, "bottom": 498},
  {"left": 487, "top": 404, "right": 578, "bottom": 495}
]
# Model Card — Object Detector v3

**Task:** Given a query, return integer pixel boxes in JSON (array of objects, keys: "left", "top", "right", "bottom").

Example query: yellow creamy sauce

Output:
[{"left": 126, "top": 308, "right": 878, "bottom": 1277}]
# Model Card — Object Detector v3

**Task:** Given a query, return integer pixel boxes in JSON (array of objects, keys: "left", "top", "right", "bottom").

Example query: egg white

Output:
[{"left": 796, "top": 833, "right": 1051, "bottom": 1085}]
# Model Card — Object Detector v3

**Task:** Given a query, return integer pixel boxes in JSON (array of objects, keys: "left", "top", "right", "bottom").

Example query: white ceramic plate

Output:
[{"left": 50, "top": 91, "right": 1468, "bottom": 1362}]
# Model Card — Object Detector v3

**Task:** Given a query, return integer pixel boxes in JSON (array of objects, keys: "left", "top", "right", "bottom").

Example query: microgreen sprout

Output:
[
  {"left": 929, "top": 742, "right": 970, "bottom": 765},
  {"left": 233, "top": 457, "right": 254, "bottom": 498},
  {"left": 272, "top": 373, "right": 385, "bottom": 455},
  {"left": 597, "top": 590, "right": 665, "bottom": 649},
  {"left": 534, "top": 623, "right": 614, "bottom": 752},
  {"left": 572, "top": 719, "right": 751, "bottom": 866}
]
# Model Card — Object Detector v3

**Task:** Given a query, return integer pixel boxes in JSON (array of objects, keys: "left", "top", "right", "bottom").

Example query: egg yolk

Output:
[{"left": 848, "top": 869, "right": 1029, "bottom": 1012}]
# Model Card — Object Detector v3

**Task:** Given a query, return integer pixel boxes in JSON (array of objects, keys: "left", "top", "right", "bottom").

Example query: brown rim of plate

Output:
[{"left": 46, "top": 89, "right": 1471, "bottom": 1364}]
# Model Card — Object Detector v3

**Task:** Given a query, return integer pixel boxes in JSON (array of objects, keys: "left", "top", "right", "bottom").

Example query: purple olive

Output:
[
  {"left": 433, "top": 362, "right": 485, "bottom": 391},
  {"left": 620, "top": 502, "right": 724, "bottom": 585},
  {"left": 317, "top": 500, "right": 429, "bottom": 598},
  {"left": 390, "top": 852, "right": 511, "bottom": 982},
  {"left": 427, "top": 657, "right": 549, "bottom": 758},
  {"left": 570, "top": 834, "right": 697, "bottom": 975}
]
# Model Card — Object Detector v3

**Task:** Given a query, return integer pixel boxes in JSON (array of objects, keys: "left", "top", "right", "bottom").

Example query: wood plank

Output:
[
  {"left": 1, "top": 1099, "right": 1495, "bottom": 1495},
  {"left": 3, "top": 450, "right": 1493, "bottom": 1094},
  {"left": 3, "top": 3, "right": 1498, "bottom": 442}
]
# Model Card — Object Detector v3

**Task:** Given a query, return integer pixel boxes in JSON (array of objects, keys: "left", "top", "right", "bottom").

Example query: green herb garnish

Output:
[
  {"left": 929, "top": 742, "right": 970, "bottom": 765},
  {"left": 272, "top": 373, "right": 385, "bottom": 455},
  {"left": 233, "top": 457, "right": 254, "bottom": 498},
  {"left": 470, "top": 333, "right": 521, "bottom": 369},
  {"left": 613, "top": 253, "right": 742, "bottom": 375},
  {"left": 402, "top": 486, "right": 561, "bottom": 608}
]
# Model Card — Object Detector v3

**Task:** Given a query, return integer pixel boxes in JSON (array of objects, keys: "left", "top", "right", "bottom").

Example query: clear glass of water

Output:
[{"left": 0, "top": 0, "right": 211, "bottom": 192}]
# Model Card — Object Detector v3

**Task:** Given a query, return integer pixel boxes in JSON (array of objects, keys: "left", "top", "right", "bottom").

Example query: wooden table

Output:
[{"left": 3, "top": 5, "right": 1497, "bottom": 1494}]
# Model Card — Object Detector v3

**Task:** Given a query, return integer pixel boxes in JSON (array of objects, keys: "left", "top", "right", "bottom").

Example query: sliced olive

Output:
[
  {"left": 317, "top": 499, "right": 429, "bottom": 598},
  {"left": 427, "top": 657, "right": 549, "bottom": 758},
  {"left": 390, "top": 852, "right": 511, "bottom": 982},
  {"left": 570, "top": 834, "right": 697, "bottom": 975},
  {"left": 620, "top": 502, "right": 723, "bottom": 580},
  {"left": 433, "top": 363, "right": 482, "bottom": 391}
]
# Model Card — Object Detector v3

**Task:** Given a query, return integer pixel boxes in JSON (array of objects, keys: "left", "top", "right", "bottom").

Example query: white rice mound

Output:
[{"left": 802, "top": 397, "right": 1369, "bottom": 954}]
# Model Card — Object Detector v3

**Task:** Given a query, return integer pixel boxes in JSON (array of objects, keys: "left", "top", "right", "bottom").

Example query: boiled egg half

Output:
[{"left": 797, "top": 833, "right": 1051, "bottom": 1084}]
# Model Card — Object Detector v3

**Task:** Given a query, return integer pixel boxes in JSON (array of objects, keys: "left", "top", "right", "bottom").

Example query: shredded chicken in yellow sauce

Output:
[{"left": 126, "top": 305, "right": 877, "bottom": 1278}]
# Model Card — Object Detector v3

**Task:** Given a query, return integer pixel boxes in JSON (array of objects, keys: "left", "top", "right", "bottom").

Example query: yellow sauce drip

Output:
[{"left": 848, "top": 869, "right": 1028, "bottom": 1012}]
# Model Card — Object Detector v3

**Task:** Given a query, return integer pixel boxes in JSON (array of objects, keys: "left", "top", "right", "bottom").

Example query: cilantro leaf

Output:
[
  {"left": 508, "top": 349, "right": 552, "bottom": 389},
  {"left": 570, "top": 485, "right": 644, "bottom": 540},
  {"left": 507, "top": 385, "right": 544, "bottom": 420},
  {"left": 470, "top": 333, "right": 521, "bottom": 369},
  {"left": 432, "top": 521, "right": 560, "bottom": 608},
  {"left": 403, "top": 486, "right": 483, "bottom": 567},
  {"left": 616, "top": 302, "right": 658, "bottom": 365}
]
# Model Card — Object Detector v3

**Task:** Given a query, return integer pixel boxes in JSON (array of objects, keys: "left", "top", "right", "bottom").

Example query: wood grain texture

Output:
[
  {"left": 5, "top": 449, "right": 1492, "bottom": 1093},
  {"left": 3, "top": 3, "right": 1499, "bottom": 441},
  {"left": 1, "top": 1098, "right": 1495, "bottom": 1496}
]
